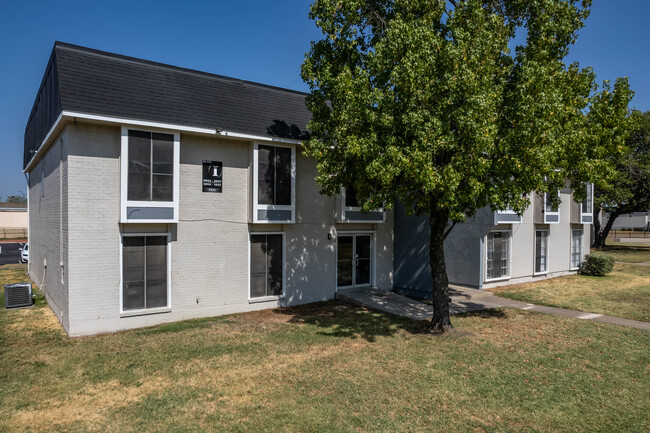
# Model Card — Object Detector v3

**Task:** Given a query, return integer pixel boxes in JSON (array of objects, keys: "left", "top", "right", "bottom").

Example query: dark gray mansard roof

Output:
[{"left": 24, "top": 42, "right": 311, "bottom": 168}]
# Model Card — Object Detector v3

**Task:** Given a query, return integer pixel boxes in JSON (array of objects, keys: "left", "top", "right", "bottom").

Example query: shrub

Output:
[{"left": 579, "top": 254, "right": 615, "bottom": 276}]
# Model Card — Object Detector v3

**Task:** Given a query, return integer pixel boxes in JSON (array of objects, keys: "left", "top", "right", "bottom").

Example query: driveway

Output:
[{"left": 0, "top": 242, "right": 25, "bottom": 266}]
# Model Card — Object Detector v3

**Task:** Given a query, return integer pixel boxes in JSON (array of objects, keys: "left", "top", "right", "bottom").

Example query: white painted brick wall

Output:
[
  {"left": 28, "top": 130, "right": 69, "bottom": 332},
  {"left": 58, "top": 123, "right": 394, "bottom": 336}
]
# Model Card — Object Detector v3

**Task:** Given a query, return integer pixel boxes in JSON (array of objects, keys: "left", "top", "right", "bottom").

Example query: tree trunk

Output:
[
  {"left": 592, "top": 205, "right": 602, "bottom": 247},
  {"left": 429, "top": 200, "right": 452, "bottom": 332},
  {"left": 593, "top": 210, "right": 620, "bottom": 248}
]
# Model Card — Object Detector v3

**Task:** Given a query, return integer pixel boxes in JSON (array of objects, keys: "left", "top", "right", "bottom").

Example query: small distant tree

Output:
[
  {"left": 593, "top": 110, "right": 650, "bottom": 247},
  {"left": 6, "top": 195, "right": 27, "bottom": 204},
  {"left": 301, "top": 0, "right": 632, "bottom": 332}
]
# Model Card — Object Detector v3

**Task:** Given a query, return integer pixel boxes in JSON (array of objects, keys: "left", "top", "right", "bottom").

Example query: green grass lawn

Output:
[
  {"left": 491, "top": 264, "right": 650, "bottom": 322},
  {"left": 596, "top": 242, "right": 650, "bottom": 263},
  {"left": 1, "top": 267, "right": 649, "bottom": 432}
]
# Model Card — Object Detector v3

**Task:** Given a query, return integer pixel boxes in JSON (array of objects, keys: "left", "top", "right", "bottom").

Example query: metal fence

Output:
[
  {"left": 608, "top": 229, "right": 649, "bottom": 239},
  {"left": 0, "top": 228, "right": 28, "bottom": 240}
]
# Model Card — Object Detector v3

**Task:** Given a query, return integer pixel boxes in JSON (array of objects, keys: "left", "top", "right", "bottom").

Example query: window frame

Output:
[
  {"left": 252, "top": 142, "right": 296, "bottom": 224},
  {"left": 570, "top": 229, "right": 583, "bottom": 271},
  {"left": 120, "top": 126, "right": 180, "bottom": 223},
  {"left": 543, "top": 191, "right": 560, "bottom": 224},
  {"left": 485, "top": 229, "right": 512, "bottom": 282},
  {"left": 248, "top": 231, "right": 286, "bottom": 303},
  {"left": 119, "top": 231, "right": 172, "bottom": 316},
  {"left": 580, "top": 182, "right": 594, "bottom": 224},
  {"left": 534, "top": 228, "right": 550, "bottom": 275},
  {"left": 340, "top": 187, "right": 386, "bottom": 223}
]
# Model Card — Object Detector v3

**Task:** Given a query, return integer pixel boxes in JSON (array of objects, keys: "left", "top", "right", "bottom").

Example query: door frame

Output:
[{"left": 335, "top": 230, "right": 377, "bottom": 291}]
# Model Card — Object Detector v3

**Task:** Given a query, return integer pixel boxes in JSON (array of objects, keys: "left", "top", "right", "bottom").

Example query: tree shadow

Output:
[
  {"left": 274, "top": 300, "right": 429, "bottom": 342},
  {"left": 265, "top": 120, "right": 310, "bottom": 140},
  {"left": 454, "top": 308, "right": 508, "bottom": 319}
]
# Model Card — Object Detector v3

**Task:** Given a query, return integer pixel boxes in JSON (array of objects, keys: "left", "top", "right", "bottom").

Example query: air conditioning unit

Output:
[{"left": 4, "top": 283, "right": 33, "bottom": 309}]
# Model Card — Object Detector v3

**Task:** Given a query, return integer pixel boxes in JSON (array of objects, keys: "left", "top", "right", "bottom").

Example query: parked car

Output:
[{"left": 20, "top": 243, "right": 28, "bottom": 263}]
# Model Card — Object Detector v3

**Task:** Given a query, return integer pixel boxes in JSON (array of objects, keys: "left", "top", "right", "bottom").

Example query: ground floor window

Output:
[
  {"left": 571, "top": 229, "right": 583, "bottom": 270},
  {"left": 122, "top": 235, "right": 169, "bottom": 311},
  {"left": 535, "top": 229, "right": 549, "bottom": 274},
  {"left": 250, "top": 233, "right": 284, "bottom": 298},
  {"left": 486, "top": 231, "right": 510, "bottom": 280}
]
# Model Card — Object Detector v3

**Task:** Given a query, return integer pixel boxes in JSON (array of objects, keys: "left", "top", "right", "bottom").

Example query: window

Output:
[
  {"left": 253, "top": 143, "right": 295, "bottom": 223},
  {"left": 544, "top": 191, "right": 560, "bottom": 224},
  {"left": 571, "top": 229, "right": 583, "bottom": 270},
  {"left": 486, "top": 231, "right": 510, "bottom": 280},
  {"left": 581, "top": 183, "right": 593, "bottom": 223},
  {"left": 340, "top": 186, "right": 386, "bottom": 223},
  {"left": 250, "top": 233, "right": 284, "bottom": 299},
  {"left": 127, "top": 130, "right": 174, "bottom": 202},
  {"left": 535, "top": 230, "right": 549, "bottom": 274},
  {"left": 120, "top": 127, "right": 179, "bottom": 223},
  {"left": 345, "top": 186, "right": 359, "bottom": 208},
  {"left": 122, "top": 235, "right": 169, "bottom": 311}
]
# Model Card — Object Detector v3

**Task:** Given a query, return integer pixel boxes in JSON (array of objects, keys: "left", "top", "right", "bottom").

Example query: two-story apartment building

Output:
[
  {"left": 394, "top": 187, "right": 593, "bottom": 295},
  {"left": 23, "top": 43, "right": 393, "bottom": 337},
  {"left": 24, "top": 43, "right": 592, "bottom": 336}
]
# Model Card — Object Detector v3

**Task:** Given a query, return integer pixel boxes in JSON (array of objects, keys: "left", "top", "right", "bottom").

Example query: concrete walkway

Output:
[
  {"left": 616, "top": 261, "right": 650, "bottom": 267},
  {"left": 336, "top": 286, "right": 650, "bottom": 331}
]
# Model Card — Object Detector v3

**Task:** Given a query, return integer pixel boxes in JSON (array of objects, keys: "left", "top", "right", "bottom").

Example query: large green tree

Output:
[
  {"left": 593, "top": 110, "right": 650, "bottom": 248},
  {"left": 301, "top": 0, "right": 632, "bottom": 331}
]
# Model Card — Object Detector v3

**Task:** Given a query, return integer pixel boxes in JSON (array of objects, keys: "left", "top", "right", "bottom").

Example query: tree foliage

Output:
[
  {"left": 301, "top": 0, "right": 632, "bottom": 330},
  {"left": 593, "top": 110, "right": 650, "bottom": 247}
]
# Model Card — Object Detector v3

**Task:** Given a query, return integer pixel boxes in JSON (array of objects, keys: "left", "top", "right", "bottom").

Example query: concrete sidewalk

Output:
[{"left": 336, "top": 286, "right": 650, "bottom": 331}]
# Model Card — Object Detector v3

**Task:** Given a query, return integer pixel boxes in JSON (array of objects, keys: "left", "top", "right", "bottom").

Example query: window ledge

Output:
[
  {"left": 121, "top": 307, "right": 172, "bottom": 318},
  {"left": 485, "top": 276, "right": 511, "bottom": 283},
  {"left": 249, "top": 295, "right": 285, "bottom": 304},
  {"left": 533, "top": 271, "right": 549, "bottom": 276}
]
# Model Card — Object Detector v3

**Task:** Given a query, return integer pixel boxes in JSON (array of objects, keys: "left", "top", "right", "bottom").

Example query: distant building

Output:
[
  {"left": 602, "top": 212, "right": 650, "bottom": 230},
  {"left": 0, "top": 202, "right": 28, "bottom": 239}
]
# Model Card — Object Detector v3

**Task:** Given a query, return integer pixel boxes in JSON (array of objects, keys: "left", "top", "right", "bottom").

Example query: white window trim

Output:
[
  {"left": 494, "top": 208, "right": 522, "bottom": 224},
  {"left": 534, "top": 229, "right": 550, "bottom": 276},
  {"left": 248, "top": 231, "right": 286, "bottom": 303},
  {"left": 543, "top": 191, "right": 560, "bottom": 224},
  {"left": 335, "top": 230, "right": 377, "bottom": 291},
  {"left": 252, "top": 142, "right": 296, "bottom": 224},
  {"left": 484, "top": 229, "right": 512, "bottom": 282},
  {"left": 580, "top": 183, "right": 594, "bottom": 224},
  {"left": 340, "top": 188, "right": 386, "bottom": 223},
  {"left": 570, "top": 229, "right": 583, "bottom": 271},
  {"left": 119, "top": 232, "right": 172, "bottom": 317},
  {"left": 120, "top": 126, "right": 180, "bottom": 223}
]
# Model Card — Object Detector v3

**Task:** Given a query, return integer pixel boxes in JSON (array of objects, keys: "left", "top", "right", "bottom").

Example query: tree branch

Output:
[{"left": 443, "top": 221, "right": 457, "bottom": 240}]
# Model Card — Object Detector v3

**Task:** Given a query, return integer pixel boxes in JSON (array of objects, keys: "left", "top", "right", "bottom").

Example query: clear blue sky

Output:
[{"left": 1, "top": 0, "right": 648, "bottom": 200}]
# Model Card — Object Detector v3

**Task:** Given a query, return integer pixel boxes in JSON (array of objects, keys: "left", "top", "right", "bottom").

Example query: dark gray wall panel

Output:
[
  {"left": 257, "top": 209, "right": 292, "bottom": 221},
  {"left": 126, "top": 206, "right": 174, "bottom": 220}
]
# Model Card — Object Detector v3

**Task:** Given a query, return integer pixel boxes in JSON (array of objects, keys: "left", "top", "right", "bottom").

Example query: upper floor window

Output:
[
  {"left": 544, "top": 191, "right": 560, "bottom": 224},
  {"left": 120, "top": 127, "right": 180, "bottom": 223},
  {"left": 345, "top": 186, "right": 359, "bottom": 208},
  {"left": 340, "top": 186, "right": 386, "bottom": 223},
  {"left": 127, "top": 130, "right": 174, "bottom": 202},
  {"left": 580, "top": 183, "right": 593, "bottom": 223},
  {"left": 253, "top": 143, "right": 295, "bottom": 223},
  {"left": 257, "top": 144, "right": 292, "bottom": 206}
]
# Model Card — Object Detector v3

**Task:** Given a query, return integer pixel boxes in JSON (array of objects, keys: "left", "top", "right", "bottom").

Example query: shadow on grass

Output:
[
  {"left": 455, "top": 308, "right": 508, "bottom": 319},
  {"left": 274, "top": 301, "right": 512, "bottom": 342},
  {"left": 274, "top": 301, "right": 428, "bottom": 342}
]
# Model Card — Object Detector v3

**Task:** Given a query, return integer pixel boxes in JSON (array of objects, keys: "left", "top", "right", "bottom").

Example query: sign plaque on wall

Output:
[{"left": 202, "top": 160, "right": 223, "bottom": 193}]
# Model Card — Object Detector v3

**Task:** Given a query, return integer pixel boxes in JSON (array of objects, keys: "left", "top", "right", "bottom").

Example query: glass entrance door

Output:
[{"left": 337, "top": 234, "right": 373, "bottom": 289}]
